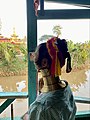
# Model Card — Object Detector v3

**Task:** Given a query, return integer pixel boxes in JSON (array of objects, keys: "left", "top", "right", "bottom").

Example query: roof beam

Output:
[
  {"left": 45, "top": 0, "right": 90, "bottom": 6},
  {"left": 38, "top": 9, "right": 90, "bottom": 19}
]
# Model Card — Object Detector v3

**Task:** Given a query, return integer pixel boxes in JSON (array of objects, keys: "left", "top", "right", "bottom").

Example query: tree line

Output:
[
  {"left": 0, "top": 25, "right": 89, "bottom": 76},
  {"left": 0, "top": 42, "right": 27, "bottom": 76}
]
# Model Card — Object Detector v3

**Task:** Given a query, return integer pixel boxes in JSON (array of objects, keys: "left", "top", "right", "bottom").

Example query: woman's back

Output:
[{"left": 28, "top": 81, "right": 76, "bottom": 120}]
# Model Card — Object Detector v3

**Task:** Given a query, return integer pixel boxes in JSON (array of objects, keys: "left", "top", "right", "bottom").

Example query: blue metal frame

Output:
[
  {"left": 0, "top": 92, "right": 90, "bottom": 118},
  {"left": 0, "top": 92, "right": 28, "bottom": 114},
  {"left": 26, "top": 0, "right": 37, "bottom": 105},
  {"left": 38, "top": 9, "right": 90, "bottom": 19},
  {"left": 45, "top": 0, "right": 90, "bottom": 6}
]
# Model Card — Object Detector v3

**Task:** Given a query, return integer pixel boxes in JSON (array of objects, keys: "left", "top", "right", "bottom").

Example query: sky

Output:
[
  {"left": 0, "top": 0, "right": 27, "bottom": 38},
  {"left": 37, "top": 19, "right": 90, "bottom": 44},
  {"left": 0, "top": 0, "right": 90, "bottom": 43}
]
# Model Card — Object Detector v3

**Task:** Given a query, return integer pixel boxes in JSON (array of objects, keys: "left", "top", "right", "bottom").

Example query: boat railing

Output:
[{"left": 0, "top": 92, "right": 90, "bottom": 119}]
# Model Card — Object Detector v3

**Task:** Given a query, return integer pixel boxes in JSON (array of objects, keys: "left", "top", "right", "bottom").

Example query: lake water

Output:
[
  {"left": 0, "top": 69, "right": 90, "bottom": 118},
  {"left": 73, "top": 69, "right": 90, "bottom": 98}
]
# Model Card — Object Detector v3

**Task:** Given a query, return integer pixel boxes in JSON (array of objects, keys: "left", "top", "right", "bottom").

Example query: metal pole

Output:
[{"left": 11, "top": 104, "right": 14, "bottom": 120}]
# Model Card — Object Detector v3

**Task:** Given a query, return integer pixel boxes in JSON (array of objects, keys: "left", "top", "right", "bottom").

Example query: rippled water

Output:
[
  {"left": 0, "top": 75, "right": 28, "bottom": 92},
  {"left": 73, "top": 69, "right": 90, "bottom": 98},
  {"left": 0, "top": 69, "right": 90, "bottom": 118},
  {"left": 0, "top": 69, "right": 90, "bottom": 97}
]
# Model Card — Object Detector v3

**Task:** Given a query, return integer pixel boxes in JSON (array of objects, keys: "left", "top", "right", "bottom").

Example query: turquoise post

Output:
[{"left": 26, "top": 0, "right": 37, "bottom": 105}]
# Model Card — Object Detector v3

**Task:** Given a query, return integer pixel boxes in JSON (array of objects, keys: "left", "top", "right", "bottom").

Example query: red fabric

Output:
[
  {"left": 34, "top": 0, "right": 39, "bottom": 16},
  {"left": 46, "top": 37, "right": 61, "bottom": 76}
]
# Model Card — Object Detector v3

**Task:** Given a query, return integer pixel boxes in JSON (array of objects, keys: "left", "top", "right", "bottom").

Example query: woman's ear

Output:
[{"left": 41, "top": 58, "right": 48, "bottom": 68}]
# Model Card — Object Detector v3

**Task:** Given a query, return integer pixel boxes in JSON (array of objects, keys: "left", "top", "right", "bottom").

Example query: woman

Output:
[{"left": 22, "top": 37, "right": 76, "bottom": 120}]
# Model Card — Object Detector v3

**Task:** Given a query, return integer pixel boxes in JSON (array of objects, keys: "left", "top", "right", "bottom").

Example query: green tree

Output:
[
  {"left": 52, "top": 25, "right": 62, "bottom": 37},
  {"left": 0, "top": 42, "right": 27, "bottom": 76},
  {"left": 39, "top": 25, "right": 62, "bottom": 42}
]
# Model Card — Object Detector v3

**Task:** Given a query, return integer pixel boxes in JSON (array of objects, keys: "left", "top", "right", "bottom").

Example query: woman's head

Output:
[
  {"left": 34, "top": 43, "right": 52, "bottom": 70},
  {"left": 33, "top": 37, "right": 72, "bottom": 75}
]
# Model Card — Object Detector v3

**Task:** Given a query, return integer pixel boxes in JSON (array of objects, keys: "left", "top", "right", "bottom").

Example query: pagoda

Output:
[
  {"left": 0, "top": 19, "right": 25, "bottom": 44},
  {"left": 10, "top": 27, "right": 23, "bottom": 44}
]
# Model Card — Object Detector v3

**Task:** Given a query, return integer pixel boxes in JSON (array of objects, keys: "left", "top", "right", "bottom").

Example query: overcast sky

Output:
[{"left": 0, "top": 0, "right": 89, "bottom": 43}]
